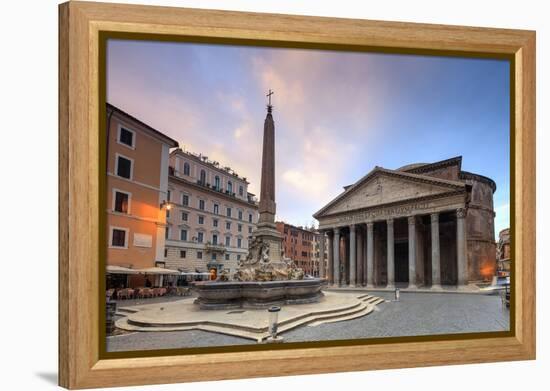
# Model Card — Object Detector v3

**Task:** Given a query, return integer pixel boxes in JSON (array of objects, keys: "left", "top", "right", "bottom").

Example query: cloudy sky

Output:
[{"left": 107, "top": 39, "right": 510, "bottom": 238}]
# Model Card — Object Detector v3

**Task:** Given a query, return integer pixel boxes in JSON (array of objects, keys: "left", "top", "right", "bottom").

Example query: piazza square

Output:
[{"left": 103, "top": 40, "right": 511, "bottom": 352}]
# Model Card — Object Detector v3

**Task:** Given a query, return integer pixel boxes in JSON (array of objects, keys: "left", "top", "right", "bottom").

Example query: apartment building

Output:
[
  {"left": 276, "top": 222, "right": 317, "bottom": 276},
  {"left": 164, "top": 149, "right": 259, "bottom": 275},
  {"left": 105, "top": 104, "right": 178, "bottom": 287}
]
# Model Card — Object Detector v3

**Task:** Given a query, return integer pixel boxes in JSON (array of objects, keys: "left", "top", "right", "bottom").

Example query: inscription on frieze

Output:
[{"left": 336, "top": 202, "right": 431, "bottom": 223}]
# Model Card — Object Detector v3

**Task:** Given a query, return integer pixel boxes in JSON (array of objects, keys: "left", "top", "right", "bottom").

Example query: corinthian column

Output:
[
  {"left": 386, "top": 218, "right": 395, "bottom": 289},
  {"left": 327, "top": 231, "right": 334, "bottom": 283},
  {"left": 357, "top": 226, "right": 364, "bottom": 286},
  {"left": 333, "top": 228, "right": 341, "bottom": 286},
  {"left": 456, "top": 208, "right": 468, "bottom": 287},
  {"left": 431, "top": 213, "right": 442, "bottom": 289},
  {"left": 408, "top": 216, "right": 417, "bottom": 288},
  {"left": 318, "top": 231, "right": 326, "bottom": 279},
  {"left": 349, "top": 224, "right": 356, "bottom": 287},
  {"left": 366, "top": 222, "right": 374, "bottom": 288}
]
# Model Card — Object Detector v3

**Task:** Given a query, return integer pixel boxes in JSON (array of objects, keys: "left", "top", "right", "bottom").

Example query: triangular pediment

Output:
[{"left": 315, "top": 168, "right": 465, "bottom": 218}]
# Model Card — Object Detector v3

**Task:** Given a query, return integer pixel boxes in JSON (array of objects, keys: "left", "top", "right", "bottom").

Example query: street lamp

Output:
[{"left": 160, "top": 200, "right": 173, "bottom": 210}]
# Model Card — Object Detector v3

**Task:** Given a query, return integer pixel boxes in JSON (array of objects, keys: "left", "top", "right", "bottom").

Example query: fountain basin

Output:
[{"left": 192, "top": 278, "right": 327, "bottom": 310}]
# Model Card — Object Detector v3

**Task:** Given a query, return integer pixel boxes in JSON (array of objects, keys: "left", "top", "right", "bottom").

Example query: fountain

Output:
[{"left": 193, "top": 91, "right": 325, "bottom": 309}]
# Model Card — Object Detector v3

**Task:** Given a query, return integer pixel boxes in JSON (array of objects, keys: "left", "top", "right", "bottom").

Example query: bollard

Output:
[
  {"left": 106, "top": 301, "right": 117, "bottom": 335},
  {"left": 266, "top": 306, "right": 283, "bottom": 343}
]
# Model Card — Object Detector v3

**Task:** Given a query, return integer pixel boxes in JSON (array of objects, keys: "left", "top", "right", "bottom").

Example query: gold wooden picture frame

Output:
[{"left": 59, "top": 1, "right": 535, "bottom": 389}]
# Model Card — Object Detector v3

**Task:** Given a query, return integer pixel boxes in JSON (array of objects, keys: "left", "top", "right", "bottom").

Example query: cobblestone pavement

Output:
[
  {"left": 106, "top": 291, "right": 509, "bottom": 352},
  {"left": 283, "top": 291, "right": 509, "bottom": 342}
]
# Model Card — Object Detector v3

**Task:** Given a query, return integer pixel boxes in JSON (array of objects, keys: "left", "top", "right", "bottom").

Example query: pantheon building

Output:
[{"left": 313, "top": 156, "right": 497, "bottom": 289}]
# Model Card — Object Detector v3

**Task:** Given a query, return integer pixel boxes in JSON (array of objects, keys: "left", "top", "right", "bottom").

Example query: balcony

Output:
[
  {"left": 247, "top": 194, "right": 258, "bottom": 206},
  {"left": 193, "top": 179, "right": 257, "bottom": 205},
  {"left": 205, "top": 242, "right": 226, "bottom": 253}
]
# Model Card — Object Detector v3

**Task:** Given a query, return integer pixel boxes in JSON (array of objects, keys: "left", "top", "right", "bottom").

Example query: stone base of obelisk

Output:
[{"left": 253, "top": 222, "right": 284, "bottom": 262}]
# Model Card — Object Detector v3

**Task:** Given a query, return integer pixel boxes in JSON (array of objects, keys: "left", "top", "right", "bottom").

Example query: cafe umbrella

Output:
[
  {"left": 106, "top": 265, "right": 138, "bottom": 289},
  {"left": 135, "top": 266, "right": 180, "bottom": 287}
]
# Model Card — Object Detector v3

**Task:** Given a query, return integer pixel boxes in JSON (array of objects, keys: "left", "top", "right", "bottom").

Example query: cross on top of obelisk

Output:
[{"left": 266, "top": 89, "right": 274, "bottom": 113}]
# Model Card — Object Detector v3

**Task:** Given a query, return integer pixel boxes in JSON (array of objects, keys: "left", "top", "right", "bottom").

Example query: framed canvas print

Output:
[{"left": 58, "top": 1, "right": 536, "bottom": 389}]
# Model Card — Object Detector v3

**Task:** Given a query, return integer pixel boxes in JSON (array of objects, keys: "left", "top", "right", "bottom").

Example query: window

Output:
[
  {"left": 248, "top": 213, "right": 253, "bottom": 223},
  {"left": 182, "top": 194, "right": 189, "bottom": 206},
  {"left": 198, "top": 216, "right": 204, "bottom": 225},
  {"left": 164, "top": 249, "right": 168, "bottom": 257},
  {"left": 180, "top": 229, "right": 187, "bottom": 241},
  {"left": 199, "top": 199, "right": 205, "bottom": 210},
  {"left": 248, "top": 226, "right": 252, "bottom": 234},
  {"left": 213, "top": 219, "right": 218, "bottom": 227},
  {"left": 225, "top": 253, "right": 230, "bottom": 261},
  {"left": 183, "top": 162, "right": 190, "bottom": 176},
  {"left": 167, "top": 190, "right": 171, "bottom": 201},
  {"left": 213, "top": 204, "right": 219, "bottom": 215},
  {"left": 239, "top": 185, "right": 244, "bottom": 196},
  {"left": 110, "top": 228, "right": 127, "bottom": 248},
  {"left": 113, "top": 191, "right": 129, "bottom": 213},
  {"left": 197, "top": 251, "right": 203, "bottom": 259},
  {"left": 227, "top": 181, "right": 233, "bottom": 193},
  {"left": 238, "top": 224, "right": 242, "bottom": 232},
  {"left": 237, "top": 238, "right": 242, "bottom": 248},
  {"left": 238, "top": 210, "right": 243, "bottom": 220},
  {"left": 165, "top": 227, "right": 170, "bottom": 239},
  {"left": 215, "top": 176, "right": 220, "bottom": 190},
  {"left": 200, "top": 169, "right": 206, "bottom": 184},
  {"left": 212, "top": 234, "right": 218, "bottom": 245},
  {"left": 302, "top": 251, "right": 308, "bottom": 257},
  {"left": 116, "top": 155, "right": 132, "bottom": 179},
  {"left": 237, "top": 255, "right": 241, "bottom": 261},
  {"left": 226, "top": 207, "right": 232, "bottom": 218},
  {"left": 225, "top": 236, "right": 231, "bottom": 246},
  {"left": 181, "top": 211, "right": 188, "bottom": 221},
  {"left": 211, "top": 253, "right": 217, "bottom": 261},
  {"left": 197, "top": 232, "right": 204, "bottom": 243},
  {"left": 118, "top": 127, "right": 134, "bottom": 148},
  {"left": 180, "top": 250, "right": 186, "bottom": 258},
  {"left": 226, "top": 222, "right": 231, "bottom": 230}
]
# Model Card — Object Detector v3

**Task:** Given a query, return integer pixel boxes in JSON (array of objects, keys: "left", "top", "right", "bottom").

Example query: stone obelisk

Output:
[
  {"left": 259, "top": 90, "right": 276, "bottom": 226},
  {"left": 253, "top": 90, "right": 283, "bottom": 262}
]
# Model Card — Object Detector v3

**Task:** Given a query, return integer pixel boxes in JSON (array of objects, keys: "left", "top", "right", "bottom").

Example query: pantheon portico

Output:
[{"left": 313, "top": 157, "right": 497, "bottom": 289}]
